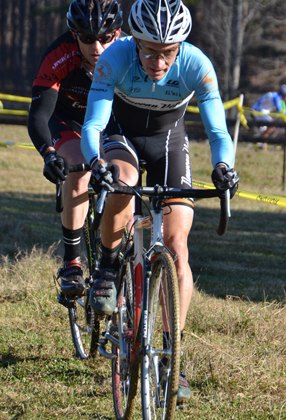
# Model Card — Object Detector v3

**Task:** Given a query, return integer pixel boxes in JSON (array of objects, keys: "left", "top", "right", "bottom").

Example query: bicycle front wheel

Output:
[
  {"left": 68, "top": 291, "right": 99, "bottom": 359},
  {"left": 141, "top": 250, "right": 180, "bottom": 420},
  {"left": 112, "top": 257, "right": 139, "bottom": 420},
  {"left": 68, "top": 195, "right": 101, "bottom": 359}
]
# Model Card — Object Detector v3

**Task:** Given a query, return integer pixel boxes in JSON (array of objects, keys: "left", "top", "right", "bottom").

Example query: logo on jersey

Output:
[
  {"left": 129, "top": 87, "right": 141, "bottom": 94},
  {"left": 94, "top": 60, "right": 112, "bottom": 80},
  {"left": 166, "top": 80, "right": 179, "bottom": 87},
  {"left": 201, "top": 70, "right": 216, "bottom": 90},
  {"left": 71, "top": 101, "right": 86, "bottom": 109},
  {"left": 165, "top": 90, "right": 180, "bottom": 97},
  {"left": 115, "top": 89, "right": 192, "bottom": 110},
  {"left": 203, "top": 75, "right": 214, "bottom": 84},
  {"left": 52, "top": 51, "right": 78, "bottom": 70}
]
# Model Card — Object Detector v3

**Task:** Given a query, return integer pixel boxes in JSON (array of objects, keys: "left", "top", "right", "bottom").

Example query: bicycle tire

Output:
[
  {"left": 68, "top": 193, "right": 100, "bottom": 359},
  {"left": 141, "top": 250, "right": 180, "bottom": 420},
  {"left": 112, "top": 256, "right": 139, "bottom": 419},
  {"left": 68, "top": 293, "right": 99, "bottom": 359}
]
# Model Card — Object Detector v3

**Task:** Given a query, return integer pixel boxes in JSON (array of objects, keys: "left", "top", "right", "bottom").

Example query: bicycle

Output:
[{"left": 56, "top": 162, "right": 230, "bottom": 419}]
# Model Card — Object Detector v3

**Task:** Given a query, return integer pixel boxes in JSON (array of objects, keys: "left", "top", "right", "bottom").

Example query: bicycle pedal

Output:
[
  {"left": 99, "top": 336, "right": 108, "bottom": 345},
  {"left": 57, "top": 293, "right": 74, "bottom": 308},
  {"left": 98, "top": 344, "right": 117, "bottom": 360}
]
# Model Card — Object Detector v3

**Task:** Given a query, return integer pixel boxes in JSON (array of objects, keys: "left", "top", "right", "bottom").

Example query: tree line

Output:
[{"left": 0, "top": 0, "right": 285, "bottom": 102}]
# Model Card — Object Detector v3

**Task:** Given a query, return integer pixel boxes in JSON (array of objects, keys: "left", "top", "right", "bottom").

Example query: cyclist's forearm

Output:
[
  {"left": 81, "top": 93, "right": 113, "bottom": 164},
  {"left": 199, "top": 98, "right": 235, "bottom": 168},
  {"left": 81, "top": 124, "right": 101, "bottom": 165},
  {"left": 209, "top": 133, "right": 235, "bottom": 169}
]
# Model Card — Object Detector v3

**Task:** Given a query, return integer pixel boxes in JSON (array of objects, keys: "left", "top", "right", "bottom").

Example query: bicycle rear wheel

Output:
[
  {"left": 112, "top": 257, "right": 139, "bottom": 419},
  {"left": 68, "top": 193, "right": 100, "bottom": 359},
  {"left": 141, "top": 250, "right": 180, "bottom": 420}
]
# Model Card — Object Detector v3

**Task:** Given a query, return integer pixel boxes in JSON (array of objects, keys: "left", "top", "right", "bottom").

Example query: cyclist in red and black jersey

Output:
[{"left": 28, "top": 0, "right": 122, "bottom": 298}]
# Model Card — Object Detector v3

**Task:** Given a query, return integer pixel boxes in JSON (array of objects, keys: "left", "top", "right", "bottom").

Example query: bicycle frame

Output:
[
  {"left": 122, "top": 177, "right": 190, "bottom": 407},
  {"left": 130, "top": 179, "right": 169, "bottom": 364}
]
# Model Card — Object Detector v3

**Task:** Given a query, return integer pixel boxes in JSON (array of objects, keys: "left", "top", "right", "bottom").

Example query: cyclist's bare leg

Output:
[
  {"left": 57, "top": 138, "right": 91, "bottom": 229},
  {"left": 100, "top": 150, "right": 138, "bottom": 249},
  {"left": 163, "top": 205, "right": 194, "bottom": 331},
  {"left": 56, "top": 139, "right": 90, "bottom": 297}
]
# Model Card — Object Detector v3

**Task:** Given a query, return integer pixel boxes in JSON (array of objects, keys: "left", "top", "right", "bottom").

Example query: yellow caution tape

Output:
[
  {"left": 0, "top": 93, "right": 30, "bottom": 117},
  {"left": 187, "top": 97, "right": 286, "bottom": 125},
  {"left": 223, "top": 97, "right": 240, "bottom": 110},
  {"left": 15, "top": 144, "right": 35, "bottom": 149},
  {"left": 236, "top": 103, "right": 249, "bottom": 128},
  {"left": 0, "top": 93, "right": 31, "bottom": 103},
  {"left": 242, "top": 106, "right": 286, "bottom": 122},
  {"left": 0, "top": 141, "right": 34, "bottom": 149},
  {"left": 193, "top": 179, "right": 286, "bottom": 208},
  {"left": 187, "top": 97, "right": 241, "bottom": 114},
  {"left": 186, "top": 105, "right": 200, "bottom": 114},
  {"left": 235, "top": 190, "right": 286, "bottom": 208},
  {"left": 0, "top": 109, "right": 28, "bottom": 116}
]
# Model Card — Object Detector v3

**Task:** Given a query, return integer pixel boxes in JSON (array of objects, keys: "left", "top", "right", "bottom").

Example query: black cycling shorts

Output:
[
  {"left": 49, "top": 114, "right": 82, "bottom": 150},
  {"left": 102, "top": 119, "right": 192, "bottom": 189}
]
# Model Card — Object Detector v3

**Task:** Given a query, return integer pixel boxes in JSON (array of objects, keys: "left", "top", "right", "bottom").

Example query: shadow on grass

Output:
[
  {"left": 0, "top": 352, "right": 22, "bottom": 368},
  {"left": 1, "top": 191, "right": 286, "bottom": 303},
  {"left": 190, "top": 206, "right": 286, "bottom": 303},
  {"left": 0, "top": 191, "right": 61, "bottom": 257},
  {"left": 0, "top": 351, "right": 108, "bottom": 384}
]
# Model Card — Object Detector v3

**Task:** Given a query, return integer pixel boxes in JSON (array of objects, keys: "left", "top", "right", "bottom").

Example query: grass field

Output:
[{"left": 0, "top": 124, "right": 286, "bottom": 419}]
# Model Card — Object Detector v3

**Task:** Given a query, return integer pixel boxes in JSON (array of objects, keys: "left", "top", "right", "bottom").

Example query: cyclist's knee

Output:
[
  {"left": 165, "top": 234, "right": 189, "bottom": 262},
  {"left": 117, "top": 162, "right": 138, "bottom": 186},
  {"left": 65, "top": 171, "right": 90, "bottom": 195}
]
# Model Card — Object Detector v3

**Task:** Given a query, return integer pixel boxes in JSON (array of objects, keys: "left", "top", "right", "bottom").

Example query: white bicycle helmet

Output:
[{"left": 128, "top": 0, "right": 192, "bottom": 44}]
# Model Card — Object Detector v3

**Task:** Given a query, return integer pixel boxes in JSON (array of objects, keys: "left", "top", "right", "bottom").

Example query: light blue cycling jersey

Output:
[{"left": 81, "top": 36, "right": 234, "bottom": 168}]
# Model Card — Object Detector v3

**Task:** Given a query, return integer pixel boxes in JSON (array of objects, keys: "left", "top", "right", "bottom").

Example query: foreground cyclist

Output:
[
  {"left": 82, "top": 0, "right": 238, "bottom": 402},
  {"left": 28, "top": 0, "right": 122, "bottom": 297}
]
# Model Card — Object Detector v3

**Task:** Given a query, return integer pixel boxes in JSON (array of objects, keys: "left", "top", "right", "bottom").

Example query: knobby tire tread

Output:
[
  {"left": 112, "top": 256, "right": 139, "bottom": 419},
  {"left": 141, "top": 250, "right": 180, "bottom": 420}
]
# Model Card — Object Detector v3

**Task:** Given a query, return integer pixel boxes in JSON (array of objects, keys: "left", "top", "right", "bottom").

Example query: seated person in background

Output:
[{"left": 251, "top": 84, "right": 286, "bottom": 139}]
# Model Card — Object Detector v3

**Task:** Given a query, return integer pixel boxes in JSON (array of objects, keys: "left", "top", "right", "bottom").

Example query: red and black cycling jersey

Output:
[{"left": 28, "top": 31, "right": 92, "bottom": 155}]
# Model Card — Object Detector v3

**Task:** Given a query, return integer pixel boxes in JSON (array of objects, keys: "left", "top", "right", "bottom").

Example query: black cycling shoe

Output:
[{"left": 59, "top": 266, "right": 85, "bottom": 298}]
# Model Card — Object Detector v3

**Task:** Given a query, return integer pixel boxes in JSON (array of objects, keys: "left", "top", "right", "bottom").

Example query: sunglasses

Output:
[{"left": 77, "top": 32, "right": 116, "bottom": 45}]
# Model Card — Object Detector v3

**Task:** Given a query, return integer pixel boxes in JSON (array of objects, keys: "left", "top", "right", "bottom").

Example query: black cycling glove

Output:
[
  {"left": 211, "top": 166, "right": 239, "bottom": 198},
  {"left": 43, "top": 151, "right": 68, "bottom": 184},
  {"left": 91, "top": 161, "right": 120, "bottom": 187}
]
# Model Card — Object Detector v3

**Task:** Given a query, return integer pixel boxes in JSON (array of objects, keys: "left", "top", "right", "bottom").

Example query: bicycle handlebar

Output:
[
  {"left": 93, "top": 184, "right": 229, "bottom": 236},
  {"left": 56, "top": 163, "right": 230, "bottom": 236}
]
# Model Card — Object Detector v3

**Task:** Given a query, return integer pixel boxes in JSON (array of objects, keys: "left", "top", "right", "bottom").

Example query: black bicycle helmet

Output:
[{"left": 67, "top": 0, "right": 123, "bottom": 36}]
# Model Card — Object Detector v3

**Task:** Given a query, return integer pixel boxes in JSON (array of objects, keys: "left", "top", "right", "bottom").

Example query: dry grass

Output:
[{"left": 1, "top": 125, "right": 286, "bottom": 418}]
